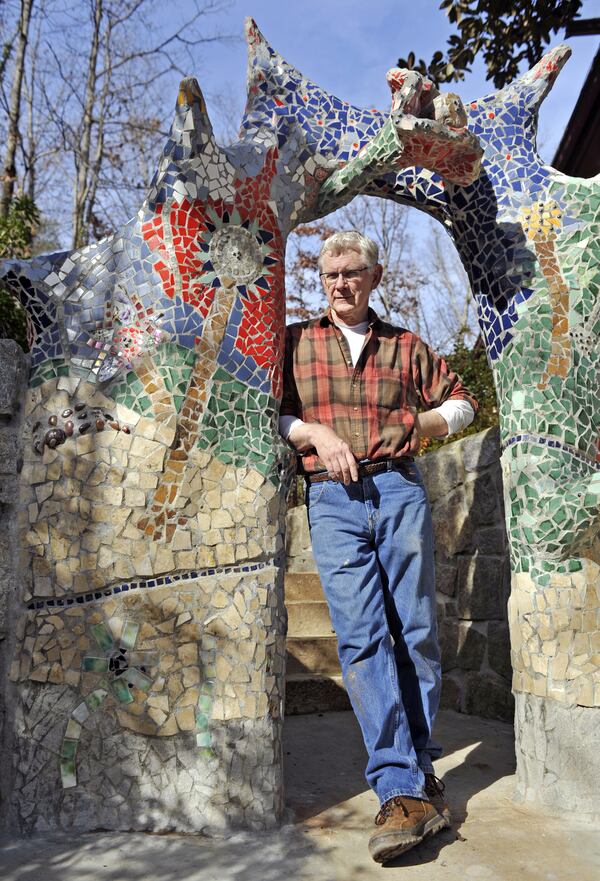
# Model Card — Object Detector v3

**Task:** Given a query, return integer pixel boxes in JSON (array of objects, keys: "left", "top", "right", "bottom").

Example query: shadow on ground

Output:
[
  {"left": 0, "top": 824, "right": 332, "bottom": 881},
  {"left": 284, "top": 707, "right": 516, "bottom": 864}
]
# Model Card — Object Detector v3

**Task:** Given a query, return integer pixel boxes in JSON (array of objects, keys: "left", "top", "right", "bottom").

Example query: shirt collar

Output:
[{"left": 320, "top": 307, "right": 381, "bottom": 330}]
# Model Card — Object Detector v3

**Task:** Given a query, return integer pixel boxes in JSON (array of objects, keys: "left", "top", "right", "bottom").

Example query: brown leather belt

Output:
[{"left": 305, "top": 458, "right": 414, "bottom": 484}]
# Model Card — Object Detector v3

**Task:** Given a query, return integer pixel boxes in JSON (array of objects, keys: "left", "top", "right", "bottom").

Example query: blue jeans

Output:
[{"left": 306, "top": 463, "right": 442, "bottom": 804}]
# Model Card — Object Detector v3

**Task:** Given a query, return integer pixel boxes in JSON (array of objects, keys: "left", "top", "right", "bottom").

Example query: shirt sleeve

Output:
[
  {"left": 280, "top": 325, "right": 302, "bottom": 418},
  {"left": 434, "top": 399, "right": 475, "bottom": 435},
  {"left": 279, "top": 415, "right": 305, "bottom": 440},
  {"left": 412, "top": 337, "right": 479, "bottom": 414}
]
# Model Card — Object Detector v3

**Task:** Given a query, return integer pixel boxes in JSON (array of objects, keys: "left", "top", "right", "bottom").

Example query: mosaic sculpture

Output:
[{"left": 0, "top": 21, "right": 482, "bottom": 832}]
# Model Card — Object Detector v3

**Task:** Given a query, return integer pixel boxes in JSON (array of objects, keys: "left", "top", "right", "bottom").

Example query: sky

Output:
[{"left": 191, "top": 0, "right": 600, "bottom": 162}]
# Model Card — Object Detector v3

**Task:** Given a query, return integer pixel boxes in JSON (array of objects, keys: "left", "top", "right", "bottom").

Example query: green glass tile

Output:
[
  {"left": 197, "top": 694, "right": 212, "bottom": 713},
  {"left": 60, "top": 759, "right": 77, "bottom": 789},
  {"left": 120, "top": 620, "right": 139, "bottom": 650},
  {"left": 198, "top": 748, "right": 214, "bottom": 760},
  {"left": 196, "top": 732, "right": 211, "bottom": 748},
  {"left": 111, "top": 678, "right": 135, "bottom": 703},
  {"left": 91, "top": 623, "right": 114, "bottom": 652},
  {"left": 195, "top": 713, "right": 209, "bottom": 730},
  {"left": 122, "top": 667, "right": 152, "bottom": 692},
  {"left": 85, "top": 688, "right": 108, "bottom": 711},
  {"left": 61, "top": 738, "right": 78, "bottom": 759},
  {"left": 83, "top": 656, "right": 110, "bottom": 673}
]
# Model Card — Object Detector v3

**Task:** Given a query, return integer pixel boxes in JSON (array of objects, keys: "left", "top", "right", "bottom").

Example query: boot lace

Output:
[
  {"left": 424, "top": 774, "right": 446, "bottom": 800},
  {"left": 374, "top": 796, "right": 408, "bottom": 826}
]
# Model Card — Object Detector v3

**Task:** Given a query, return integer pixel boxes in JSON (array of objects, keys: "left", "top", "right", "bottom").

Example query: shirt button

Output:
[{"left": 353, "top": 407, "right": 358, "bottom": 411}]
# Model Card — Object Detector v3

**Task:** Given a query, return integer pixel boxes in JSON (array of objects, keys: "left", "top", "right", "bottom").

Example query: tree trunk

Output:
[
  {"left": 72, "top": 0, "right": 103, "bottom": 248},
  {"left": 0, "top": 0, "right": 35, "bottom": 218}
]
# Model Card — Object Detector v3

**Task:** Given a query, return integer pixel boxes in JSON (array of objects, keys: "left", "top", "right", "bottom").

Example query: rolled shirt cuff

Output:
[{"left": 435, "top": 399, "right": 475, "bottom": 436}]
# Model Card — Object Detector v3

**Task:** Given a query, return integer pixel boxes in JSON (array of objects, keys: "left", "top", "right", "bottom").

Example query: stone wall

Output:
[
  {"left": 285, "top": 427, "right": 514, "bottom": 722},
  {"left": 0, "top": 341, "right": 28, "bottom": 764}
]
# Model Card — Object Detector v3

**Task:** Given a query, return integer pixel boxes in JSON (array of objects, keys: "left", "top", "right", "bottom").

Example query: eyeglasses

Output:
[{"left": 319, "top": 266, "right": 371, "bottom": 286}]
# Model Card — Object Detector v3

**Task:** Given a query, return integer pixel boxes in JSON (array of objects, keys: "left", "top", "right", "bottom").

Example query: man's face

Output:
[{"left": 320, "top": 249, "right": 382, "bottom": 325}]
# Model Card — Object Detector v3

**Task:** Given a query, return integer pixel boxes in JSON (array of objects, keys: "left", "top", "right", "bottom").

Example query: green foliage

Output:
[
  {"left": 0, "top": 284, "right": 29, "bottom": 351},
  {"left": 418, "top": 341, "right": 498, "bottom": 455},
  {"left": 0, "top": 197, "right": 39, "bottom": 350},
  {"left": 0, "top": 196, "right": 39, "bottom": 259},
  {"left": 397, "top": 0, "right": 584, "bottom": 88}
]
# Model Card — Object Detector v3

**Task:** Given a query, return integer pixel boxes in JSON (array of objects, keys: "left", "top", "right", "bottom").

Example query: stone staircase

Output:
[{"left": 284, "top": 572, "right": 350, "bottom": 714}]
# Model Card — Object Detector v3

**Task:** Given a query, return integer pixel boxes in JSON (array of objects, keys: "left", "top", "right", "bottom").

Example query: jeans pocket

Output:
[
  {"left": 306, "top": 480, "right": 330, "bottom": 507},
  {"left": 393, "top": 463, "right": 424, "bottom": 488}
]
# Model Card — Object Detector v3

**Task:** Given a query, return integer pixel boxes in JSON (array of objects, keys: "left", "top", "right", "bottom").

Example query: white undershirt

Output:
[{"left": 279, "top": 319, "right": 475, "bottom": 440}]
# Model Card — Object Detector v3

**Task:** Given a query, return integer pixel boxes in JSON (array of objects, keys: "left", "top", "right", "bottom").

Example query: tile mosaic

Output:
[{"left": 0, "top": 15, "right": 596, "bottom": 833}]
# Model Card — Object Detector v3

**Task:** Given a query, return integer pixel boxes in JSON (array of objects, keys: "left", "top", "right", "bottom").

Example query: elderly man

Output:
[{"left": 280, "top": 230, "right": 477, "bottom": 863}]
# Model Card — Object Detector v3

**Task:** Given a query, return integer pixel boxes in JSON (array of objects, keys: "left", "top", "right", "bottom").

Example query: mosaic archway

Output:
[
  {"left": 2, "top": 17, "right": 598, "bottom": 830},
  {"left": 239, "top": 33, "right": 600, "bottom": 816},
  {"left": 0, "top": 20, "right": 483, "bottom": 832}
]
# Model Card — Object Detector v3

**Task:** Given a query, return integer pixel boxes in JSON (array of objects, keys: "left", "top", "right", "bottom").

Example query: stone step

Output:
[
  {"left": 285, "top": 673, "right": 350, "bottom": 715},
  {"left": 286, "top": 600, "right": 335, "bottom": 638},
  {"left": 285, "top": 572, "right": 325, "bottom": 602},
  {"left": 286, "top": 636, "right": 340, "bottom": 676}
]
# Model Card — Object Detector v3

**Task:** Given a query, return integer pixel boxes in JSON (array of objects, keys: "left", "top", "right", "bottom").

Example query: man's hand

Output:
[{"left": 288, "top": 422, "right": 359, "bottom": 485}]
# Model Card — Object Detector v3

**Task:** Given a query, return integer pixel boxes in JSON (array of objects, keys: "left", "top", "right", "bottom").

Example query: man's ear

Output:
[{"left": 372, "top": 263, "right": 384, "bottom": 288}]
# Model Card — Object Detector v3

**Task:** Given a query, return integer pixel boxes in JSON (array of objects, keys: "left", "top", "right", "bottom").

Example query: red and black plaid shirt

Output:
[{"left": 281, "top": 309, "right": 478, "bottom": 474}]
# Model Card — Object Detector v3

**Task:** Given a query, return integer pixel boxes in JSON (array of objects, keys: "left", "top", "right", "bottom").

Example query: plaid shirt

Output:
[{"left": 281, "top": 309, "right": 478, "bottom": 474}]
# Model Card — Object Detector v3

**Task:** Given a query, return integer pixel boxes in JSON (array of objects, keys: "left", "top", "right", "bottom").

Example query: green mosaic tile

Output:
[
  {"left": 83, "top": 657, "right": 110, "bottom": 673},
  {"left": 61, "top": 738, "right": 78, "bottom": 760},
  {"left": 111, "top": 678, "right": 135, "bottom": 704},
  {"left": 120, "top": 621, "right": 139, "bottom": 651}
]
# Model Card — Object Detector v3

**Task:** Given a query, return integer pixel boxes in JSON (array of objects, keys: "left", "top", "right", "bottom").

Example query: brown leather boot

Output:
[
  {"left": 368, "top": 795, "right": 448, "bottom": 863},
  {"left": 424, "top": 773, "right": 452, "bottom": 824}
]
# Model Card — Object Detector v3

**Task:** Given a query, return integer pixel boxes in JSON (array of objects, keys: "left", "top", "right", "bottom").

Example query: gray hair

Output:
[{"left": 318, "top": 230, "right": 379, "bottom": 271}]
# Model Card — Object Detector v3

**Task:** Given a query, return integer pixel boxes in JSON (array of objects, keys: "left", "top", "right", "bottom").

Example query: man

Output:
[{"left": 280, "top": 230, "right": 477, "bottom": 864}]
